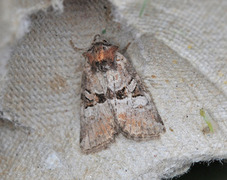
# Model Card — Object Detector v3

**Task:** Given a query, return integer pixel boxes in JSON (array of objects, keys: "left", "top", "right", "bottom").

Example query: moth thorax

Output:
[{"left": 94, "top": 59, "right": 116, "bottom": 72}]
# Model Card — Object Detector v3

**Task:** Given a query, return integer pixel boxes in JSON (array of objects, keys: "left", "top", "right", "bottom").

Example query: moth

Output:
[{"left": 77, "top": 35, "right": 165, "bottom": 154}]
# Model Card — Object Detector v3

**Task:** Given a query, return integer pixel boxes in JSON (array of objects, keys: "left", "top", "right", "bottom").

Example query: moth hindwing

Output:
[{"left": 79, "top": 35, "right": 165, "bottom": 154}]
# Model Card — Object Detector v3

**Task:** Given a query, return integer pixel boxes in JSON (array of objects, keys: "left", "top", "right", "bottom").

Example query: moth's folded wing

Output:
[
  {"left": 117, "top": 100, "right": 165, "bottom": 140},
  {"left": 80, "top": 70, "right": 117, "bottom": 154},
  {"left": 113, "top": 53, "right": 165, "bottom": 140},
  {"left": 116, "top": 92, "right": 166, "bottom": 140},
  {"left": 80, "top": 103, "right": 117, "bottom": 154}
]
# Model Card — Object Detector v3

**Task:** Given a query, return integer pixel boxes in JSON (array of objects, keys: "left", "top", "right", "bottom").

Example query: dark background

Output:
[{"left": 171, "top": 161, "right": 227, "bottom": 180}]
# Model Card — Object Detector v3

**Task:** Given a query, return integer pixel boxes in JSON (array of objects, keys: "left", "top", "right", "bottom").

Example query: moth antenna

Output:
[
  {"left": 120, "top": 42, "right": 131, "bottom": 54},
  {"left": 70, "top": 40, "right": 84, "bottom": 51}
]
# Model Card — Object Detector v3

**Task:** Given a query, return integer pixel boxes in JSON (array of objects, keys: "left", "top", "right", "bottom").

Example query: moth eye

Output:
[{"left": 103, "top": 46, "right": 107, "bottom": 50}]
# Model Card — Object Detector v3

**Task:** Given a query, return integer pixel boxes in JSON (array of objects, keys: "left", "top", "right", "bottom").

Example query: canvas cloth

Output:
[{"left": 0, "top": 0, "right": 226, "bottom": 179}]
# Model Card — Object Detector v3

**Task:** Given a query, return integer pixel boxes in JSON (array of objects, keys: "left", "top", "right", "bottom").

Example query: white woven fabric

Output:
[{"left": 0, "top": 0, "right": 226, "bottom": 179}]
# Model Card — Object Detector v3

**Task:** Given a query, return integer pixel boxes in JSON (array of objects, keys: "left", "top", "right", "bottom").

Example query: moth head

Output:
[{"left": 83, "top": 36, "right": 118, "bottom": 66}]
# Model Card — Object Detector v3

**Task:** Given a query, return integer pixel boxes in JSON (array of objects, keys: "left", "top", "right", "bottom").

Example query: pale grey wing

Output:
[
  {"left": 106, "top": 52, "right": 165, "bottom": 140},
  {"left": 80, "top": 63, "right": 118, "bottom": 154}
]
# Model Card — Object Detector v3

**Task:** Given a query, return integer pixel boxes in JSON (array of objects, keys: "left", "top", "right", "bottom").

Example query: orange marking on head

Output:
[
  {"left": 96, "top": 49, "right": 105, "bottom": 62},
  {"left": 83, "top": 44, "right": 118, "bottom": 65},
  {"left": 104, "top": 45, "right": 118, "bottom": 62}
]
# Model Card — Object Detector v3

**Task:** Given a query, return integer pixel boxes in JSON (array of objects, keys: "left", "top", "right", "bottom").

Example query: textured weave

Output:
[{"left": 0, "top": 0, "right": 227, "bottom": 179}]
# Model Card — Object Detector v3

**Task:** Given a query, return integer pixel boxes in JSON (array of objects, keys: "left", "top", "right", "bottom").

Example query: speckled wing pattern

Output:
[{"left": 79, "top": 35, "right": 165, "bottom": 154}]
